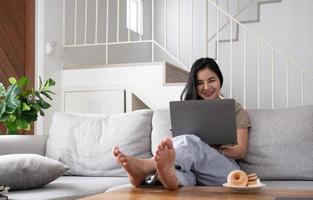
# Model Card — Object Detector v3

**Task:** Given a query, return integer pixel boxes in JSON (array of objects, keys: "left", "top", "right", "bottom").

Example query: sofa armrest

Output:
[{"left": 0, "top": 135, "right": 48, "bottom": 156}]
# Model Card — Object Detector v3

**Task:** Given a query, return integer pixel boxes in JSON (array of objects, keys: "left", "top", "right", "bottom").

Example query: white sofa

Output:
[{"left": 1, "top": 105, "right": 313, "bottom": 200}]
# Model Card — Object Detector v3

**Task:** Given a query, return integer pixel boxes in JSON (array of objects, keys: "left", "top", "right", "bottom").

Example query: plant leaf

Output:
[
  {"left": 5, "top": 85, "right": 21, "bottom": 113},
  {"left": 0, "top": 83, "right": 5, "bottom": 96},
  {"left": 9, "top": 77, "right": 17, "bottom": 85},
  {"left": 17, "top": 77, "right": 29, "bottom": 88},
  {"left": 46, "top": 78, "right": 56, "bottom": 87},
  {"left": 34, "top": 91, "right": 43, "bottom": 100},
  {"left": 40, "top": 91, "right": 53, "bottom": 100},
  {"left": 45, "top": 90, "right": 56, "bottom": 95},
  {"left": 0, "top": 101, "right": 5, "bottom": 118},
  {"left": 22, "top": 110, "right": 38, "bottom": 122},
  {"left": 39, "top": 109, "right": 45, "bottom": 116},
  {"left": 36, "top": 99, "right": 51, "bottom": 109},
  {"left": 39, "top": 76, "right": 43, "bottom": 90},
  {"left": 43, "top": 78, "right": 56, "bottom": 91},
  {"left": 16, "top": 119, "right": 29, "bottom": 129},
  {"left": 21, "top": 103, "right": 31, "bottom": 111},
  {"left": 6, "top": 122, "right": 17, "bottom": 134}
]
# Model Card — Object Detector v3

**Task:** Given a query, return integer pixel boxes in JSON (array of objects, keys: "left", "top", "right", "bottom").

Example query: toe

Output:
[
  {"left": 161, "top": 140, "right": 167, "bottom": 148},
  {"left": 158, "top": 144, "right": 163, "bottom": 152},
  {"left": 112, "top": 146, "right": 119, "bottom": 156},
  {"left": 156, "top": 149, "right": 162, "bottom": 156},
  {"left": 117, "top": 154, "right": 125, "bottom": 162},
  {"left": 164, "top": 138, "right": 174, "bottom": 149}
]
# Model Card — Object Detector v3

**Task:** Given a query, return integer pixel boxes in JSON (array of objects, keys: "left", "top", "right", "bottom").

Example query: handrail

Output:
[
  {"left": 208, "top": 0, "right": 258, "bottom": 43},
  {"left": 207, "top": 0, "right": 313, "bottom": 80},
  {"left": 153, "top": 41, "right": 188, "bottom": 71},
  {"left": 208, "top": 0, "right": 313, "bottom": 108}
]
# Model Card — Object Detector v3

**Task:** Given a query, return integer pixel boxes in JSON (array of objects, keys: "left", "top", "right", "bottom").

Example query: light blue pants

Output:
[{"left": 173, "top": 134, "right": 240, "bottom": 186}]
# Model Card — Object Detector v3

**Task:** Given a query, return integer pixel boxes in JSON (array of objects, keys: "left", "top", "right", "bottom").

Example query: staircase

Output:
[
  {"left": 211, "top": 0, "right": 282, "bottom": 43},
  {"left": 61, "top": 0, "right": 313, "bottom": 111},
  {"left": 62, "top": 62, "right": 186, "bottom": 111}
]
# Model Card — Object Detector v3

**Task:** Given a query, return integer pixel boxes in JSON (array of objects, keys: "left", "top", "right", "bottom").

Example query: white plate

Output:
[{"left": 222, "top": 180, "right": 266, "bottom": 192}]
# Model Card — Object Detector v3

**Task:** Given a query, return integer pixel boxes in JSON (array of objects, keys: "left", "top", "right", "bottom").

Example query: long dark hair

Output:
[{"left": 180, "top": 57, "right": 223, "bottom": 100}]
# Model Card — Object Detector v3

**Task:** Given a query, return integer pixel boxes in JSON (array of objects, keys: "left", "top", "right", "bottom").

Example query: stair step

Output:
[
  {"left": 165, "top": 62, "right": 188, "bottom": 84},
  {"left": 131, "top": 93, "right": 150, "bottom": 111},
  {"left": 217, "top": 0, "right": 282, "bottom": 43}
]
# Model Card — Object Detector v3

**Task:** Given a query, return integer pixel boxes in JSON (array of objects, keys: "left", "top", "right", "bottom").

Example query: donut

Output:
[
  {"left": 248, "top": 180, "right": 258, "bottom": 186},
  {"left": 247, "top": 173, "right": 257, "bottom": 178},
  {"left": 248, "top": 176, "right": 257, "bottom": 182},
  {"left": 227, "top": 170, "right": 248, "bottom": 186}
]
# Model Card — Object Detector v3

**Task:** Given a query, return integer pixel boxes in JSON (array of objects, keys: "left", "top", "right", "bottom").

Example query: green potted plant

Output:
[{"left": 0, "top": 77, "right": 55, "bottom": 134}]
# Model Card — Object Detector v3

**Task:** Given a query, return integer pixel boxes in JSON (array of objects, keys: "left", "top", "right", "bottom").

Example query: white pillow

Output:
[
  {"left": 0, "top": 154, "right": 68, "bottom": 190},
  {"left": 151, "top": 108, "right": 172, "bottom": 154},
  {"left": 46, "top": 110, "right": 153, "bottom": 176}
]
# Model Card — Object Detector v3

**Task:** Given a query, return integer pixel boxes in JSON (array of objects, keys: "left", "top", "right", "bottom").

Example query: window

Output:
[{"left": 127, "top": 0, "right": 143, "bottom": 35}]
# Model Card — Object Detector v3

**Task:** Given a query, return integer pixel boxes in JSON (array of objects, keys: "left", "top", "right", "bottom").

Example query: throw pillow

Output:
[
  {"left": 151, "top": 108, "right": 172, "bottom": 154},
  {"left": 238, "top": 105, "right": 313, "bottom": 180},
  {"left": 0, "top": 154, "right": 68, "bottom": 190},
  {"left": 46, "top": 110, "right": 153, "bottom": 176}
]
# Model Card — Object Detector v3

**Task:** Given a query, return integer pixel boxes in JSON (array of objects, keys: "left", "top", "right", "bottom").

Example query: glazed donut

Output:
[{"left": 227, "top": 170, "right": 248, "bottom": 186}]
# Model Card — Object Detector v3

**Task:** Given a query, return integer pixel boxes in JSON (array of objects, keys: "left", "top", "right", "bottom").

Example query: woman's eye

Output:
[{"left": 196, "top": 82, "right": 203, "bottom": 85}]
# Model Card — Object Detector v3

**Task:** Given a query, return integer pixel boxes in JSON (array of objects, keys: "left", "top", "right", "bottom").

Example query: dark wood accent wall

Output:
[
  {"left": 25, "top": 0, "right": 35, "bottom": 87},
  {"left": 0, "top": 0, "right": 35, "bottom": 134}
]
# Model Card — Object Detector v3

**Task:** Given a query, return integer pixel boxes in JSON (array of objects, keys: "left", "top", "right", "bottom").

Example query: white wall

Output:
[
  {"left": 62, "top": 63, "right": 184, "bottom": 110},
  {"left": 246, "top": 0, "right": 313, "bottom": 75},
  {"left": 36, "top": 0, "right": 63, "bottom": 135}
]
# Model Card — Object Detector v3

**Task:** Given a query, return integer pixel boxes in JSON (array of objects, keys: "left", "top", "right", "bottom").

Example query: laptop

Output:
[{"left": 169, "top": 99, "right": 236, "bottom": 145}]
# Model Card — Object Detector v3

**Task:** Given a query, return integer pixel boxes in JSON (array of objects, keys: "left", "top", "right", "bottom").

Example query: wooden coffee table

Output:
[{"left": 80, "top": 186, "right": 313, "bottom": 200}]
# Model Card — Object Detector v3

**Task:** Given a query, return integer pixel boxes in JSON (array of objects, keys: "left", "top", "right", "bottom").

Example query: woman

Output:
[{"left": 112, "top": 57, "right": 250, "bottom": 190}]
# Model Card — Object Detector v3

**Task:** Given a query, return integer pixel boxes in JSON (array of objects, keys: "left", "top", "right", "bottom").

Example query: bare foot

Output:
[
  {"left": 112, "top": 146, "right": 155, "bottom": 187},
  {"left": 154, "top": 138, "right": 179, "bottom": 190}
]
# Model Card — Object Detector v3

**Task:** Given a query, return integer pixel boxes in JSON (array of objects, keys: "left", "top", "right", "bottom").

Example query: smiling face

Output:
[{"left": 196, "top": 67, "right": 221, "bottom": 100}]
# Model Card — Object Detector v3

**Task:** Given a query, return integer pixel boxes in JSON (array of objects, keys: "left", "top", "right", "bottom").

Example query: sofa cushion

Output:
[
  {"left": 46, "top": 110, "right": 153, "bottom": 176},
  {"left": 0, "top": 154, "right": 68, "bottom": 190},
  {"left": 151, "top": 108, "right": 172, "bottom": 154},
  {"left": 6, "top": 176, "right": 129, "bottom": 200},
  {"left": 238, "top": 105, "right": 313, "bottom": 180},
  {"left": 0, "top": 135, "right": 47, "bottom": 156}
]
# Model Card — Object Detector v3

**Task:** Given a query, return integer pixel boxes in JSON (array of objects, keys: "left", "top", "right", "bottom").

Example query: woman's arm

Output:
[{"left": 220, "top": 128, "right": 249, "bottom": 160}]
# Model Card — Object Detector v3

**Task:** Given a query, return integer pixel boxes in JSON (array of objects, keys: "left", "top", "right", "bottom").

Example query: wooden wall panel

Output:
[
  {"left": 0, "top": 24, "right": 24, "bottom": 77},
  {"left": 25, "top": 0, "right": 34, "bottom": 87},
  {"left": 0, "top": 0, "right": 34, "bottom": 134},
  {"left": 0, "top": 1, "right": 24, "bottom": 43},
  {"left": 0, "top": 5, "right": 24, "bottom": 62}
]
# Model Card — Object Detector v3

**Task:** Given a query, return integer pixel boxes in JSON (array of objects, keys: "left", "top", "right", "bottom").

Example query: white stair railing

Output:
[
  {"left": 209, "top": 0, "right": 259, "bottom": 43},
  {"left": 208, "top": 0, "right": 313, "bottom": 108},
  {"left": 62, "top": 0, "right": 313, "bottom": 109}
]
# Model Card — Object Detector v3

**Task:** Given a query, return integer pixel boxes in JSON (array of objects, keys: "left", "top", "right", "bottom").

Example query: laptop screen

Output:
[{"left": 169, "top": 99, "right": 236, "bottom": 145}]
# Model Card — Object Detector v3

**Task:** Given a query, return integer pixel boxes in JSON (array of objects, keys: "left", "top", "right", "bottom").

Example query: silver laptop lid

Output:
[{"left": 169, "top": 99, "right": 236, "bottom": 145}]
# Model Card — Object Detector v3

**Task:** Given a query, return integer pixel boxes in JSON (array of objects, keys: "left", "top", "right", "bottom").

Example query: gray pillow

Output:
[
  {"left": 238, "top": 105, "right": 313, "bottom": 180},
  {"left": 46, "top": 110, "right": 153, "bottom": 176},
  {"left": 151, "top": 108, "right": 172, "bottom": 155},
  {"left": 0, "top": 154, "right": 68, "bottom": 190}
]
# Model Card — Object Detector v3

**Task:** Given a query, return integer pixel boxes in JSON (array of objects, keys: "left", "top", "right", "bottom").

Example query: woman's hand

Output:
[{"left": 220, "top": 128, "right": 249, "bottom": 160}]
